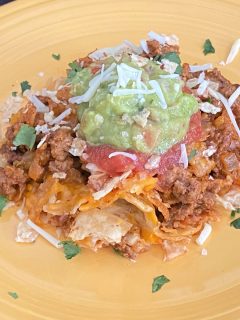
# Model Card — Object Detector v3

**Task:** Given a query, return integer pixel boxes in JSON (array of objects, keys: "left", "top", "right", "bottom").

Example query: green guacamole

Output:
[{"left": 70, "top": 56, "right": 198, "bottom": 154}]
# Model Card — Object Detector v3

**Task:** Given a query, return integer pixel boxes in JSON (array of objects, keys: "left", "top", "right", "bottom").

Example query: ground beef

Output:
[
  {"left": 113, "top": 226, "right": 150, "bottom": 260},
  {"left": 49, "top": 129, "right": 73, "bottom": 161},
  {"left": 0, "top": 143, "right": 22, "bottom": 164},
  {"left": 56, "top": 87, "right": 70, "bottom": 102},
  {"left": 0, "top": 166, "right": 27, "bottom": 200},
  {"left": 28, "top": 144, "right": 51, "bottom": 181},
  {"left": 146, "top": 40, "right": 179, "bottom": 56},
  {"left": 49, "top": 158, "right": 74, "bottom": 173}
]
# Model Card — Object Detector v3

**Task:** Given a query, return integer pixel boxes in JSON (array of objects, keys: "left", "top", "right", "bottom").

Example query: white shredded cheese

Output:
[
  {"left": 161, "top": 59, "right": 178, "bottom": 74},
  {"left": 226, "top": 38, "right": 240, "bottom": 64},
  {"left": 69, "top": 63, "right": 116, "bottom": 104},
  {"left": 199, "top": 102, "right": 221, "bottom": 114},
  {"left": 149, "top": 80, "right": 167, "bottom": 109},
  {"left": 28, "top": 95, "right": 49, "bottom": 113},
  {"left": 179, "top": 144, "right": 188, "bottom": 169},
  {"left": 108, "top": 151, "right": 137, "bottom": 161},
  {"left": 148, "top": 31, "right": 179, "bottom": 46},
  {"left": 228, "top": 86, "right": 240, "bottom": 107},
  {"left": 201, "top": 248, "right": 208, "bottom": 256},
  {"left": 116, "top": 63, "right": 142, "bottom": 89},
  {"left": 186, "top": 78, "right": 199, "bottom": 89},
  {"left": 196, "top": 223, "right": 212, "bottom": 246},
  {"left": 113, "top": 88, "right": 155, "bottom": 96},
  {"left": 209, "top": 88, "right": 240, "bottom": 137},
  {"left": 140, "top": 39, "right": 149, "bottom": 54},
  {"left": 148, "top": 31, "right": 166, "bottom": 44},
  {"left": 26, "top": 219, "right": 62, "bottom": 248},
  {"left": 159, "top": 74, "right": 180, "bottom": 79},
  {"left": 52, "top": 172, "right": 67, "bottom": 179},
  {"left": 49, "top": 108, "right": 71, "bottom": 125},
  {"left": 35, "top": 124, "right": 49, "bottom": 134},
  {"left": 36, "top": 134, "right": 49, "bottom": 149},
  {"left": 202, "top": 146, "right": 217, "bottom": 157},
  {"left": 189, "top": 64, "right": 213, "bottom": 73},
  {"left": 198, "top": 72, "right": 205, "bottom": 84}
]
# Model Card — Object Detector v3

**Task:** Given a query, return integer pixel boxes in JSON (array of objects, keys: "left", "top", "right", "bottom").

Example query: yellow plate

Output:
[{"left": 0, "top": 0, "right": 240, "bottom": 319}]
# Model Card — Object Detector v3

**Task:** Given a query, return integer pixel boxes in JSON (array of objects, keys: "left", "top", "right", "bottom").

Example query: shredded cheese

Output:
[
  {"left": 26, "top": 219, "right": 62, "bottom": 248},
  {"left": 28, "top": 95, "right": 49, "bottom": 113},
  {"left": 228, "top": 86, "right": 240, "bottom": 107},
  {"left": 36, "top": 134, "right": 49, "bottom": 149},
  {"left": 197, "top": 80, "right": 209, "bottom": 95},
  {"left": 49, "top": 108, "right": 71, "bottom": 125},
  {"left": 196, "top": 223, "right": 212, "bottom": 245},
  {"left": 140, "top": 39, "right": 149, "bottom": 54},
  {"left": 209, "top": 88, "right": 240, "bottom": 137},
  {"left": 199, "top": 102, "right": 221, "bottom": 115},
  {"left": 149, "top": 80, "right": 167, "bottom": 109},
  {"left": 69, "top": 63, "right": 116, "bottom": 104},
  {"left": 159, "top": 74, "right": 180, "bottom": 79},
  {"left": 113, "top": 88, "right": 155, "bottom": 96},
  {"left": 108, "top": 151, "right": 137, "bottom": 161},
  {"left": 179, "top": 144, "right": 188, "bottom": 169},
  {"left": 226, "top": 38, "right": 240, "bottom": 64},
  {"left": 189, "top": 64, "right": 213, "bottom": 73}
]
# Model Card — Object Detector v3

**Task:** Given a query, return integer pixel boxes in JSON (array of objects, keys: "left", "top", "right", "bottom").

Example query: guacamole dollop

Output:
[{"left": 70, "top": 56, "right": 198, "bottom": 154}]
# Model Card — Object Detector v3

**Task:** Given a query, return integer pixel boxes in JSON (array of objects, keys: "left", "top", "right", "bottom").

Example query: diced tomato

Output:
[{"left": 85, "top": 112, "right": 202, "bottom": 176}]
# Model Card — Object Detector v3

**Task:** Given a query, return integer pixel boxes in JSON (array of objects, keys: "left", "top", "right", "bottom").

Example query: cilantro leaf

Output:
[
  {"left": 152, "top": 275, "right": 170, "bottom": 293},
  {"left": 52, "top": 53, "right": 61, "bottom": 61},
  {"left": 0, "top": 195, "right": 8, "bottom": 216},
  {"left": 20, "top": 81, "right": 31, "bottom": 94},
  {"left": 67, "top": 61, "right": 82, "bottom": 82},
  {"left": 8, "top": 292, "right": 19, "bottom": 299},
  {"left": 60, "top": 240, "right": 81, "bottom": 259},
  {"left": 13, "top": 124, "right": 36, "bottom": 150},
  {"left": 230, "top": 217, "right": 240, "bottom": 229},
  {"left": 12, "top": 91, "right": 17, "bottom": 97},
  {"left": 230, "top": 208, "right": 240, "bottom": 219},
  {"left": 203, "top": 39, "right": 215, "bottom": 55},
  {"left": 188, "top": 149, "right": 197, "bottom": 162}
]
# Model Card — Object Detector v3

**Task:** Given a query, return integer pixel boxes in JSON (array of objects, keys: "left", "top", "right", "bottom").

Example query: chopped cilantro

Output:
[
  {"left": 203, "top": 39, "right": 215, "bottom": 55},
  {"left": 8, "top": 292, "right": 19, "bottom": 299},
  {"left": 11, "top": 91, "right": 17, "bottom": 97},
  {"left": 13, "top": 124, "right": 36, "bottom": 150},
  {"left": 112, "top": 247, "right": 123, "bottom": 256},
  {"left": 20, "top": 81, "right": 31, "bottom": 94},
  {"left": 60, "top": 240, "right": 81, "bottom": 260},
  {"left": 153, "top": 52, "right": 182, "bottom": 74},
  {"left": 230, "top": 217, "right": 240, "bottom": 229},
  {"left": 67, "top": 61, "right": 82, "bottom": 81},
  {"left": 0, "top": 195, "right": 8, "bottom": 216},
  {"left": 230, "top": 208, "right": 240, "bottom": 219},
  {"left": 188, "top": 149, "right": 197, "bottom": 162},
  {"left": 152, "top": 275, "right": 170, "bottom": 293},
  {"left": 206, "top": 97, "right": 212, "bottom": 103},
  {"left": 52, "top": 53, "right": 61, "bottom": 61}
]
